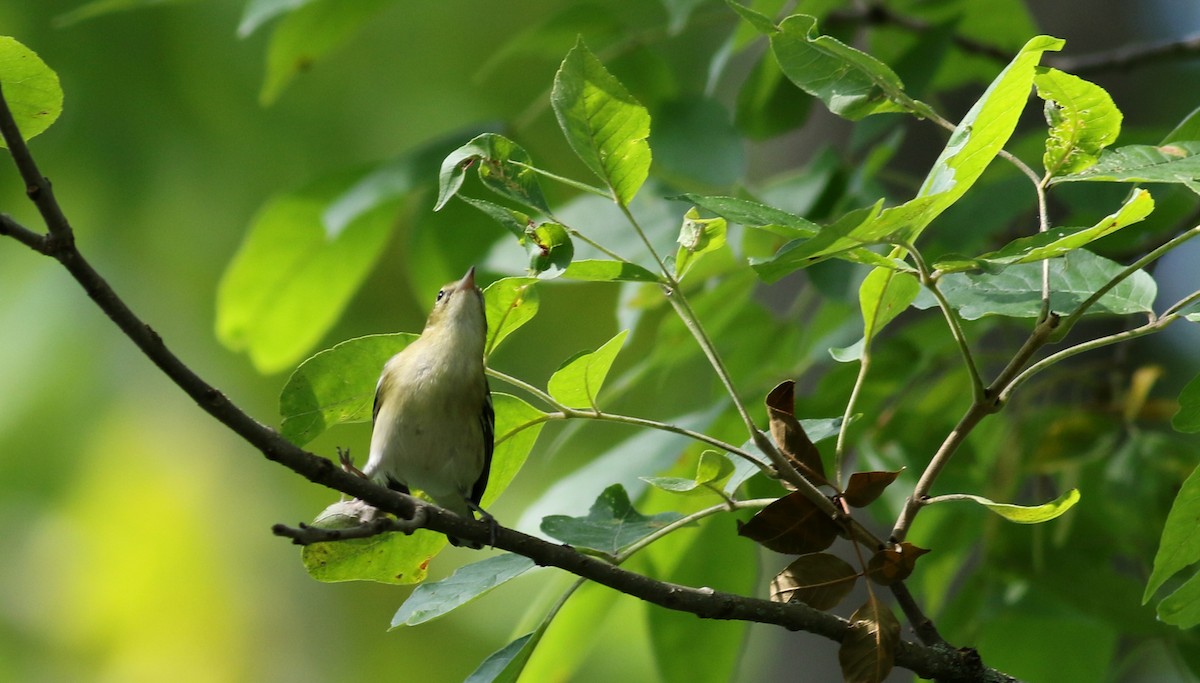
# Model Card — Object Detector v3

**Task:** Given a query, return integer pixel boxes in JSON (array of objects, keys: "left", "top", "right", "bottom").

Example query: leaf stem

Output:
[
  {"left": 511, "top": 160, "right": 611, "bottom": 198},
  {"left": 908, "top": 244, "right": 985, "bottom": 402}
]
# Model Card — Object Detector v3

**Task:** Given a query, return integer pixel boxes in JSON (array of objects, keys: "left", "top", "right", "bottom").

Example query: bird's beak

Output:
[{"left": 460, "top": 266, "right": 477, "bottom": 291}]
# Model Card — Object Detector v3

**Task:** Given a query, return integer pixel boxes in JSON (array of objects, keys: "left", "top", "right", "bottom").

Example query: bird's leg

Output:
[
  {"left": 337, "top": 447, "right": 367, "bottom": 479},
  {"left": 466, "top": 500, "right": 498, "bottom": 548}
]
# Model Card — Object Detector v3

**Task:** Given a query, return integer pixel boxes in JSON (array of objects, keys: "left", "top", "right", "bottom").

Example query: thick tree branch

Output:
[{"left": 0, "top": 82, "right": 1016, "bottom": 682}]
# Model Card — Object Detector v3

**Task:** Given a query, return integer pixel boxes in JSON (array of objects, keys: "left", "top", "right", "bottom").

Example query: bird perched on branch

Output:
[{"left": 362, "top": 266, "right": 495, "bottom": 548}]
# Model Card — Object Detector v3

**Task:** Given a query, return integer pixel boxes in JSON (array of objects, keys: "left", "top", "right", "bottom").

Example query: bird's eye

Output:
[{"left": 435, "top": 289, "right": 446, "bottom": 302}]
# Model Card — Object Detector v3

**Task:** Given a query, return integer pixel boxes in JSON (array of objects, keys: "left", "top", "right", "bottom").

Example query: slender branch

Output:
[
  {"left": 909, "top": 245, "right": 985, "bottom": 402},
  {"left": 1046, "top": 31, "right": 1200, "bottom": 74},
  {"left": 834, "top": 352, "right": 870, "bottom": 489}
]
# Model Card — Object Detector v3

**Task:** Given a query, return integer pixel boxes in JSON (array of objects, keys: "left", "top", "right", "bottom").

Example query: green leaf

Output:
[
  {"left": 1051, "top": 141, "right": 1200, "bottom": 193},
  {"left": 484, "top": 277, "right": 539, "bottom": 357},
  {"left": 551, "top": 39, "right": 651, "bottom": 206},
  {"left": 674, "top": 207, "right": 727, "bottom": 278},
  {"left": 540, "top": 484, "right": 684, "bottom": 555},
  {"left": 301, "top": 501, "right": 449, "bottom": 585},
  {"left": 1034, "top": 67, "right": 1122, "bottom": 177},
  {"left": 679, "top": 193, "right": 819, "bottom": 239},
  {"left": 435, "top": 133, "right": 550, "bottom": 214},
  {"left": 464, "top": 633, "right": 536, "bottom": 683},
  {"left": 859, "top": 266, "right": 919, "bottom": 343},
  {"left": 392, "top": 553, "right": 536, "bottom": 627},
  {"left": 216, "top": 170, "right": 398, "bottom": 374},
  {"left": 459, "top": 196, "right": 534, "bottom": 241},
  {"left": 1144, "top": 463, "right": 1200, "bottom": 603},
  {"left": 279, "top": 333, "right": 415, "bottom": 446},
  {"left": 782, "top": 35, "right": 1065, "bottom": 263},
  {"left": 935, "top": 189, "right": 1155, "bottom": 273},
  {"left": 933, "top": 488, "right": 1081, "bottom": 524},
  {"left": 300, "top": 393, "right": 546, "bottom": 584},
  {"left": 525, "top": 222, "right": 574, "bottom": 278},
  {"left": 1158, "top": 573, "right": 1200, "bottom": 629},
  {"left": 0, "top": 36, "right": 63, "bottom": 146},
  {"left": 561, "top": 259, "right": 662, "bottom": 283},
  {"left": 916, "top": 249, "right": 1156, "bottom": 320},
  {"left": 1172, "top": 373, "right": 1200, "bottom": 433},
  {"left": 259, "top": 0, "right": 391, "bottom": 105},
  {"left": 53, "top": 0, "right": 195, "bottom": 27},
  {"left": 769, "top": 14, "right": 913, "bottom": 120},
  {"left": 547, "top": 329, "right": 629, "bottom": 410},
  {"left": 642, "top": 450, "right": 735, "bottom": 496}
]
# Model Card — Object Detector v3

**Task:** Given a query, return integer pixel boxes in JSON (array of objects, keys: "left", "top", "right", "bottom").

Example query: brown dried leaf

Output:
[
  {"left": 737, "top": 491, "right": 840, "bottom": 554},
  {"left": 842, "top": 469, "right": 903, "bottom": 508},
  {"left": 770, "top": 553, "right": 858, "bottom": 610},
  {"left": 839, "top": 595, "right": 900, "bottom": 683},
  {"left": 765, "top": 380, "right": 828, "bottom": 484},
  {"left": 866, "top": 542, "right": 931, "bottom": 586}
]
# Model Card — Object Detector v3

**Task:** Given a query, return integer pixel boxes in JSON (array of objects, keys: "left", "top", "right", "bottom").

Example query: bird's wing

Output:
[{"left": 470, "top": 380, "right": 495, "bottom": 507}]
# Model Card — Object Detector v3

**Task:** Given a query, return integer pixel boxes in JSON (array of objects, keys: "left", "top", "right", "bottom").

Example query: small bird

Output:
[{"left": 362, "top": 266, "right": 495, "bottom": 548}]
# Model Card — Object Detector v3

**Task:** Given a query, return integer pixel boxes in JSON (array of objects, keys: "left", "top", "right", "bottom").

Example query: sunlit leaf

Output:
[
  {"left": 770, "top": 553, "right": 858, "bottom": 609},
  {"left": 1144, "top": 463, "right": 1200, "bottom": 604},
  {"left": 935, "top": 189, "right": 1155, "bottom": 273},
  {"left": 1157, "top": 573, "right": 1200, "bottom": 629},
  {"left": 392, "top": 553, "right": 536, "bottom": 626},
  {"left": 526, "top": 222, "right": 574, "bottom": 278},
  {"left": 484, "top": 277, "right": 539, "bottom": 357},
  {"left": 1051, "top": 141, "right": 1200, "bottom": 193},
  {"left": 547, "top": 329, "right": 629, "bottom": 410},
  {"left": 839, "top": 596, "right": 900, "bottom": 683},
  {"left": 561, "top": 259, "right": 662, "bottom": 283},
  {"left": 765, "top": 380, "right": 827, "bottom": 484},
  {"left": 216, "top": 170, "right": 399, "bottom": 374},
  {"left": 865, "top": 542, "right": 929, "bottom": 585},
  {"left": 674, "top": 207, "right": 727, "bottom": 279},
  {"left": 551, "top": 39, "right": 651, "bottom": 206},
  {"left": 1034, "top": 67, "right": 1122, "bottom": 177},
  {"left": 642, "top": 450, "right": 735, "bottom": 496},
  {"left": 0, "top": 36, "right": 63, "bottom": 146},
  {"left": 541, "top": 484, "right": 684, "bottom": 555},
  {"left": 842, "top": 470, "right": 903, "bottom": 508},
  {"left": 777, "top": 35, "right": 1064, "bottom": 263},
  {"left": 679, "top": 194, "right": 819, "bottom": 239},
  {"left": 932, "top": 488, "right": 1081, "bottom": 523},
  {"left": 279, "top": 333, "right": 415, "bottom": 446},
  {"left": 259, "top": 0, "right": 392, "bottom": 105},
  {"left": 859, "top": 267, "right": 919, "bottom": 344},
  {"left": 916, "top": 249, "right": 1156, "bottom": 320},
  {"left": 435, "top": 133, "right": 551, "bottom": 214},
  {"left": 737, "top": 491, "right": 840, "bottom": 554}
]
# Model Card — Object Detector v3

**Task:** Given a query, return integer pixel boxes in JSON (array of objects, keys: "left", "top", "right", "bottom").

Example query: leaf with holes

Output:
[
  {"left": 435, "top": 133, "right": 550, "bottom": 214},
  {"left": 1051, "top": 141, "right": 1200, "bottom": 193},
  {"left": 1034, "top": 67, "right": 1122, "bottom": 177}
]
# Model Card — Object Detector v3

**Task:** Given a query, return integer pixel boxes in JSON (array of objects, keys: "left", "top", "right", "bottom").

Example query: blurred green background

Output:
[{"left": 3, "top": 1, "right": 1200, "bottom": 682}]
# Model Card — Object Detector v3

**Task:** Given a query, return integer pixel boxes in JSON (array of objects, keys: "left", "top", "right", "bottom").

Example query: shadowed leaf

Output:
[
  {"left": 392, "top": 553, "right": 537, "bottom": 627},
  {"left": 737, "top": 491, "right": 840, "bottom": 554},
  {"left": 839, "top": 595, "right": 900, "bottom": 683},
  {"left": 435, "top": 133, "right": 550, "bottom": 214},
  {"left": 765, "top": 380, "right": 827, "bottom": 484},
  {"left": 770, "top": 553, "right": 858, "bottom": 610},
  {"left": 866, "top": 542, "right": 930, "bottom": 586},
  {"left": 541, "top": 484, "right": 683, "bottom": 555},
  {"left": 843, "top": 470, "right": 904, "bottom": 508}
]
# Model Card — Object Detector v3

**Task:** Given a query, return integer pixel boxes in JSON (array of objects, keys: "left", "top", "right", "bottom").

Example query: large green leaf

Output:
[
  {"left": 279, "top": 333, "right": 415, "bottom": 446},
  {"left": 392, "top": 553, "right": 536, "bottom": 627},
  {"left": 484, "top": 277, "right": 539, "bottom": 357},
  {"left": 1173, "top": 372, "right": 1200, "bottom": 433},
  {"left": 551, "top": 39, "right": 651, "bottom": 206},
  {"left": 1033, "top": 67, "right": 1122, "bottom": 177},
  {"left": 0, "top": 36, "right": 63, "bottom": 146},
  {"left": 768, "top": 14, "right": 914, "bottom": 120},
  {"left": 540, "top": 484, "right": 684, "bottom": 555},
  {"left": 547, "top": 330, "right": 629, "bottom": 410},
  {"left": 1051, "top": 141, "right": 1200, "bottom": 193},
  {"left": 259, "top": 0, "right": 391, "bottom": 105},
  {"left": 934, "top": 189, "right": 1154, "bottom": 273},
  {"left": 915, "top": 249, "right": 1156, "bottom": 320},
  {"left": 1144, "top": 464, "right": 1200, "bottom": 608},
  {"left": 216, "top": 169, "right": 399, "bottom": 374},
  {"left": 779, "top": 35, "right": 1064, "bottom": 263},
  {"left": 859, "top": 266, "right": 919, "bottom": 344},
  {"left": 299, "top": 393, "right": 546, "bottom": 584}
]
